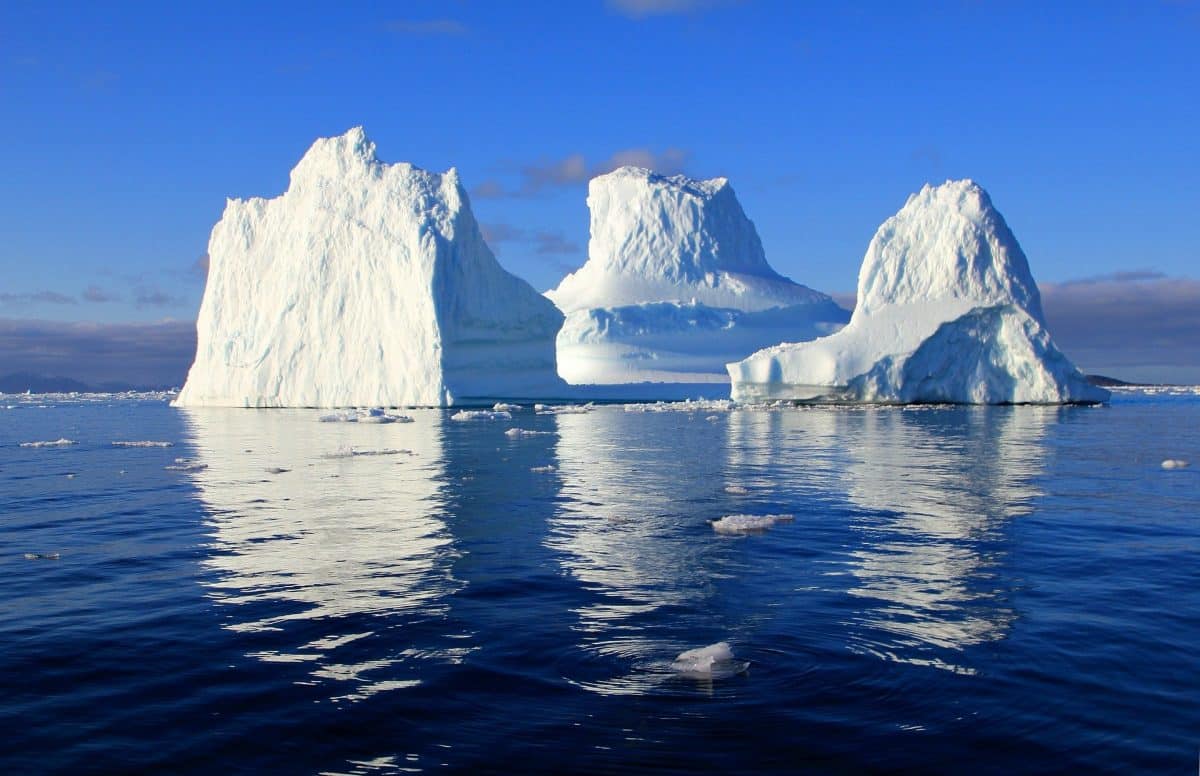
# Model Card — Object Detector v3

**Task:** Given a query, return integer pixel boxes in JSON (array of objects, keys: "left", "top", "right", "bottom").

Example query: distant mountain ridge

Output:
[{"left": 0, "top": 372, "right": 172, "bottom": 394}]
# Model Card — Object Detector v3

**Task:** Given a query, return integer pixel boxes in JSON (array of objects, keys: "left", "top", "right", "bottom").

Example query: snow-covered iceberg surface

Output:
[
  {"left": 546, "top": 167, "right": 849, "bottom": 385},
  {"left": 728, "top": 179, "right": 1109, "bottom": 405},
  {"left": 175, "top": 127, "right": 565, "bottom": 408}
]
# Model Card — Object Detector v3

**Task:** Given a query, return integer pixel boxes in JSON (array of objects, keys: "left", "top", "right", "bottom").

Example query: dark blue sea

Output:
[{"left": 3, "top": 389, "right": 1197, "bottom": 774}]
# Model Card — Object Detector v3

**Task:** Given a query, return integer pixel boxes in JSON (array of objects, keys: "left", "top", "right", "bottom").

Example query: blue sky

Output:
[{"left": 1, "top": 1, "right": 1197, "bottom": 382}]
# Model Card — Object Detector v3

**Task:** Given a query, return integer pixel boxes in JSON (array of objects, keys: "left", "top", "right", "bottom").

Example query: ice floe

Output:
[
  {"left": 319, "top": 409, "right": 414, "bottom": 423},
  {"left": 1161, "top": 459, "right": 1190, "bottom": 470},
  {"left": 165, "top": 457, "right": 208, "bottom": 472},
  {"left": 450, "top": 410, "right": 512, "bottom": 421},
  {"left": 671, "top": 642, "right": 748, "bottom": 678},
  {"left": 112, "top": 440, "right": 173, "bottom": 448},
  {"left": 19, "top": 438, "right": 77, "bottom": 448},
  {"left": 711, "top": 514, "right": 794, "bottom": 535},
  {"left": 505, "top": 428, "right": 553, "bottom": 439}
]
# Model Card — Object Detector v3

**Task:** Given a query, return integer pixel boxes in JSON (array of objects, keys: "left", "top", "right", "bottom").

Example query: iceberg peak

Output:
[
  {"left": 856, "top": 178, "right": 1044, "bottom": 322},
  {"left": 548, "top": 166, "right": 826, "bottom": 313}
]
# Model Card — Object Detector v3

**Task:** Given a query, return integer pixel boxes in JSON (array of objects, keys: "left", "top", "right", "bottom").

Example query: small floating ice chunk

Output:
[
  {"left": 505, "top": 428, "right": 553, "bottom": 438},
  {"left": 450, "top": 410, "right": 512, "bottom": 421},
  {"left": 20, "top": 438, "right": 77, "bottom": 448},
  {"left": 535, "top": 403, "right": 593, "bottom": 415},
  {"left": 265, "top": 467, "right": 291, "bottom": 474},
  {"left": 165, "top": 457, "right": 207, "bottom": 472},
  {"left": 723, "top": 484, "right": 750, "bottom": 495},
  {"left": 319, "top": 411, "right": 358, "bottom": 423},
  {"left": 711, "top": 513, "right": 794, "bottom": 535},
  {"left": 112, "top": 440, "right": 173, "bottom": 448},
  {"left": 323, "top": 447, "right": 413, "bottom": 459},
  {"left": 530, "top": 464, "right": 556, "bottom": 473},
  {"left": 671, "top": 641, "right": 747, "bottom": 678},
  {"left": 493, "top": 402, "right": 522, "bottom": 412},
  {"left": 24, "top": 552, "right": 61, "bottom": 561},
  {"left": 1161, "top": 459, "right": 1190, "bottom": 470}
]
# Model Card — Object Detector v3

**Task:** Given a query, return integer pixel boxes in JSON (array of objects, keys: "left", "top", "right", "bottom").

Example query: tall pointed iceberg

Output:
[
  {"left": 546, "top": 167, "right": 848, "bottom": 385},
  {"left": 728, "top": 179, "right": 1108, "bottom": 404},
  {"left": 175, "top": 128, "right": 565, "bottom": 407}
]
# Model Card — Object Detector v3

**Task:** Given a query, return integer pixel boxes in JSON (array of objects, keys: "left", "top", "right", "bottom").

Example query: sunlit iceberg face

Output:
[
  {"left": 179, "top": 408, "right": 469, "bottom": 702},
  {"left": 838, "top": 406, "right": 1052, "bottom": 673}
]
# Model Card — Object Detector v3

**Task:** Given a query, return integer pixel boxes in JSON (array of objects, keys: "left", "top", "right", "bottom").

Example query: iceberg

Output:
[
  {"left": 175, "top": 128, "right": 565, "bottom": 408},
  {"left": 546, "top": 167, "right": 849, "bottom": 385},
  {"left": 728, "top": 180, "right": 1109, "bottom": 404}
]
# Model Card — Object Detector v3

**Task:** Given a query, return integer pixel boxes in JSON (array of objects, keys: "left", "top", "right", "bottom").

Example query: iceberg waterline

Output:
[{"left": 174, "top": 128, "right": 1102, "bottom": 407}]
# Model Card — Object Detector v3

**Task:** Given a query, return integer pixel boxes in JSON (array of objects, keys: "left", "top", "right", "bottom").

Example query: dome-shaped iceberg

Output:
[{"left": 727, "top": 179, "right": 1108, "bottom": 404}]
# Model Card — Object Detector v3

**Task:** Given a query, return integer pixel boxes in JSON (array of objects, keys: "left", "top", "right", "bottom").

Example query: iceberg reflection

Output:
[
  {"left": 546, "top": 408, "right": 735, "bottom": 695},
  {"left": 179, "top": 408, "right": 467, "bottom": 701},
  {"left": 838, "top": 406, "right": 1051, "bottom": 672}
]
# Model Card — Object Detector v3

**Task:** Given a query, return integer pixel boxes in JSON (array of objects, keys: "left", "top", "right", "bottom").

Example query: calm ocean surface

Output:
[{"left": 2, "top": 390, "right": 1197, "bottom": 774}]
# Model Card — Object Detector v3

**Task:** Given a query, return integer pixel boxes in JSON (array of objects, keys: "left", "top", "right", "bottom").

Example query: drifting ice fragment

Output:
[
  {"left": 723, "top": 484, "right": 751, "bottom": 496},
  {"left": 165, "top": 458, "right": 208, "bottom": 472},
  {"left": 671, "top": 642, "right": 748, "bottom": 678},
  {"left": 493, "top": 402, "right": 522, "bottom": 412},
  {"left": 112, "top": 441, "right": 173, "bottom": 448},
  {"left": 711, "top": 514, "right": 794, "bottom": 534},
  {"left": 450, "top": 410, "right": 512, "bottom": 421},
  {"left": 24, "top": 552, "right": 61, "bottom": 561},
  {"left": 530, "top": 465, "right": 557, "bottom": 473},
  {"left": 505, "top": 428, "right": 553, "bottom": 438},
  {"left": 323, "top": 448, "right": 413, "bottom": 459},
  {"left": 19, "top": 438, "right": 77, "bottom": 448},
  {"left": 535, "top": 404, "right": 592, "bottom": 415},
  {"left": 1161, "top": 459, "right": 1190, "bottom": 470}
]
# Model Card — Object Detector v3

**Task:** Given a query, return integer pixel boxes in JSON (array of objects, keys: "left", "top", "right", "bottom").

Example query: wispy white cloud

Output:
[
  {"left": 0, "top": 290, "right": 77, "bottom": 305},
  {"left": 82, "top": 285, "right": 120, "bottom": 303},
  {"left": 473, "top": 147, "right": 692, "bottom": 198},
  {"left": 480, "top": 222, "right": 581, "bottom": 257},
  {"left": 607, "top": 0, "right": 738, "bottom": 19}
]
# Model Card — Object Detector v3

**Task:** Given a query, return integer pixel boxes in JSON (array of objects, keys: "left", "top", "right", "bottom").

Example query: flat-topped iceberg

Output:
[
  {"left": 546, "top": 167, "right": 848, "bottom": 385},
  {"left": 175, "top": 128, "right": 565, "bottom": 408},
  {"left": 728, "top": 179, "right": 1109, "bottom": 404}
]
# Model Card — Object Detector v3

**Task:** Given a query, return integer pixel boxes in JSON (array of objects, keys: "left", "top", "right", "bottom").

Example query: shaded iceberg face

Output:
[{"left": 180, "top": 407, "right": 469, "bottom": 702}]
